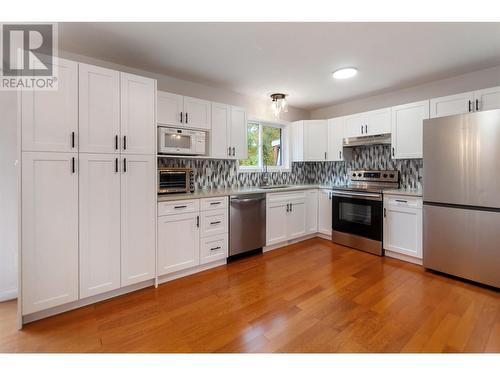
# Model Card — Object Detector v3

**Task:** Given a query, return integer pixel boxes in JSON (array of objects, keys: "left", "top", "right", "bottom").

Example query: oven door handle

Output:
[{"left": 331, "top": 190, "right": 382, "bottom": 201}]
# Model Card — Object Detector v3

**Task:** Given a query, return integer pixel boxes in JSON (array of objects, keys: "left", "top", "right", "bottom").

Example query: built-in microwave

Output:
[
  {"left": 157, "top": 126, "right": 206, "bottom": 155},
  {"left": 158, "top": 167, "right": 195, "bottom": 194}
]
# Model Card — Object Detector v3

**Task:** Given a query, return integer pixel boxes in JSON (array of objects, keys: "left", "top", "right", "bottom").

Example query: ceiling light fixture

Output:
[
  {"left": 270, "top": 93, "right": 288, "bottom": 119},
  {"left": 332, "top": 67, "right": 358, "bottom": 80}
]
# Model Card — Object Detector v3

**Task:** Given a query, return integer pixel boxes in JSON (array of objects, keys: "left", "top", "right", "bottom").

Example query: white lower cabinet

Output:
[
  {"left": 22, "top": 152, "right": 79, "bottom": 314},
  {"left": 318, "top": 189, "right": 332, "bottom": 236},
  {"left": 158, "top": 196, "right": 228, "bottom": 276},
  {"left": 79, "top": 154, "right": 121, "bottom": 298},
  {"left": 306, "top": 190, "right": 318, "bottom": 234},
  {"left": 266, "top": 191, "right": 307, "bottom": 245},
  {"left": 383, "top": 195, "right": 423, "bottom": 262}
]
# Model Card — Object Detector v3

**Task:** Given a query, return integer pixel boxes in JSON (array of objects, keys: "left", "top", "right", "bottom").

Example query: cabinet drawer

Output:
[
  {"left": 200, "top": 234, "right": 227, "bottom": 264},
  {"left": 158, "top": 199, "right": 200, "bottom": 216},
  {"left": 200, "top": 208, "right": 228, "bottom": 237},
  {"left": 384, "top": 195, "right": 422, "bottom": 208},
  {"left": 267, "top": 191, "right": 306, "bottom": 204},
  {"left": 200, "top": 196, "right": 228, "bottom": 211}
]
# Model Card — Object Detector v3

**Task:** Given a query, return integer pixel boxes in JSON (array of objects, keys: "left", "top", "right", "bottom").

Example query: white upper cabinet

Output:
[
  {"left": 22, "top": 151, "right": 79, "bottom": 314},
  {"left": 343, "top": 113, "right": 366, "bottom": 138},
  {"left": 343, "top": 108, "right": 390, "bottom": 138},
  {"left": 327, "top": 117, "right": 345, "bottom": 161},
  {"left": 474, "top": 86, "right": 500, "bottom": 111},
  {"left": 229, "top": 106, "right": 247, "bottom": 160},
  {"left": 304, "top": 120, "right": 328, "bottom": 161},
  {"left": 391, "top": 100, "right": 429, "bottom": 159},
  {"left": 22, "top": 58, "right": 78, "bottom": 152},
  {"left": 79, "top": 63, "right": 121, "bottom": 154},
  {"left": 318, "top": 189, "right": 332, "bottom": 236},
  {"left": 120, "top": 154, "right": 156, "bottom": 286},
  {"left": 211, "top": 102, "right": 231, "bottom": 159},
  {"left": 120, "top": 73, "right": 156, "bottom": 155},
  {"left": 157, "top": 91, "right": 183, "bottom": 127},
  {"left": 183, "top": 96, "right": 212, "bottom": 130},
  {"left": 79, "top": 153, "right": 121, "bottom": 298},
  {"left": 430, "top": 91, "right": 474, "bottom": 118}
]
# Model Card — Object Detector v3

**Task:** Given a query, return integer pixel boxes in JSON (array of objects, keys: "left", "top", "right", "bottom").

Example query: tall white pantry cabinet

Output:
[{"left": 20, "top": 58, "right": 157, "bottom": 318}]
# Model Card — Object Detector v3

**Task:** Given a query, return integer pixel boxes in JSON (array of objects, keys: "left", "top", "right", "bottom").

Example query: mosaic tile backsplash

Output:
[{"left": 158, "top": 145, "right": 423, "bottom": 190}]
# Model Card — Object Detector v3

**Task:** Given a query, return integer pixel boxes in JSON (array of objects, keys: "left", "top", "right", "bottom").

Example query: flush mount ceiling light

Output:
[
  {"left": 332, "top": 67, "right": 358, "bottom": 80},
  {"left": 270, "top": 93, "right": 288, "bottom": 119}
]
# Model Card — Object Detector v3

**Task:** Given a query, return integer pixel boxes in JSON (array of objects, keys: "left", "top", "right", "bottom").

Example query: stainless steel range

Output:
[{"left": 331, "top": 170, "right": 399, "bottom": 256}]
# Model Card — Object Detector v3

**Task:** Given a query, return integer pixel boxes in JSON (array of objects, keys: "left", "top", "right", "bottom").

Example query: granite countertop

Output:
[
  {"left": 157, "top": 184, "right": 324, "bottom": 202},
  {"left": 382, "top": 188, "right": 423, "bottom": 197}
]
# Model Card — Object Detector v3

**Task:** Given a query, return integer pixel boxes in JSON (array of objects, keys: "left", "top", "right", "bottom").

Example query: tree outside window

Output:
[{"left": 240, "top": 122, "right": 284, "bottom": 169}]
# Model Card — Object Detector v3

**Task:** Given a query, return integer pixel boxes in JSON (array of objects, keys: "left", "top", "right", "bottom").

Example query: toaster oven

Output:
[{"left": 158, "top": 167, "right": 195, "bottom": 194}]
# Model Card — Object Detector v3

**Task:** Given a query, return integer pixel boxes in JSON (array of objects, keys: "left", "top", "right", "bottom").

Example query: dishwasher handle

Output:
[{"left": 230, "top": 196, "right": 266, "bottom": 203}]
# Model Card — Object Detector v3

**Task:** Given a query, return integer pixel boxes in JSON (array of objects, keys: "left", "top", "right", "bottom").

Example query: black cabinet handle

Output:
[
  {"left": 290, "top": 203, "right": 293, "bottom": 212},
  {"left": 286, "top": 203, "right": 289, "bottom": 212},
  {"left": 115, "top": 157, "right": 118, "bottom": 173},
  {"left": 210, "top": 202, "right": 221, "bottom": 206},
  {"left": 185, "top": 113, "right": 188, "bottom": 124},
  {"left": 468, "top": 100, "right": 472, "bottom": 112},
  {"left": 174, "top": 205, "right": 187, "bottom": 209},
  {"left": 476, "top": 99, "right": 479, "bottom": 111},
  {"left": 71, "top": 132, "right": 75, "bottom": 148},
  {"left": 339, "top": 151, "right": 342, "bottom": 159},
  {"left": 232, "top": 147, "right": 236, "bottom": 156},
  {"left": 384, "top": 208, "right": 387, "bottom": 218},
  {"left": 180, "top": 112, "right": 183, "bottom": 123},
  {"left": 228, "top": 147, "right": 231, "bottom": 156},
  {"left": 361, "top": 125, "right": 363, "bottom": 134},
  {"left": 196, "top": 215, "right": 199, "bottom": 228},
  {"left": 123, "top": 136, "right": 127, "bottom": 150},
  {"left": 71, "top": 157, "right": 75, "bottom": 173},
  {"left": 324, "top": 152, "right": 327, "bottom": 160},
  {"left": 392, "top": 147, "right": 395, "bottom": 157},
  {"left": 365, "top": 124, "right": 368, "bottom": 134},
  {"left": 210, "top": 246, "right": 221, "bottom": 251},
  {"left": 115, "top": 135, "right": 118, "bottom": 150},
  {"left": 210, "top": 221, "right": 221, "bottom": 225},
  {"left": 123, "top": 158, "right": 127, "bottom": 172},
  {"left": 395, "top": 199, "right": 408, "bottom": 203}
]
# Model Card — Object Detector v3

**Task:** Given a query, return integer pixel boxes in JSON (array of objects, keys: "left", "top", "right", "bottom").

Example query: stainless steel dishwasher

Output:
[{"left": 229, "top": 194, "right": 266, "bottom": 257}]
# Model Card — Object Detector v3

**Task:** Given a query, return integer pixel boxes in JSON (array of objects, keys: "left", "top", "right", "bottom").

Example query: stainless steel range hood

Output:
[{"left": 343, "top": 133, "right": 391, "bottom": 147}]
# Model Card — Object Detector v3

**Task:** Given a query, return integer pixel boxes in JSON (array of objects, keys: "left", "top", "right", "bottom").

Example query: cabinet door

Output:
[
  {"left": 22, "top": 152, "right": 79, "bottom": 314},
  {"left": 430, "top": 91, "right": 474, "bottom": 118},
  {"left": 79, "top": 153, "right": 121, "bottom": 298},
  {"left": 229, "top": 106, "right": 247, "bottom": 160},
  {"left": 291, "top": 121, "right": 304, "bottom": 162},
  {"left": 79, "top": 63, "right": 120, "bottom": 154},
  {"left": 287, "top": 199, "right": 306, "bottom": 239},
  {"left": 391, "top": 100, "right": 429, "bottom": 159},
  {"left": 366, "top": 107, "right": 391, "bottom": 135},
  {"left": 266, "top": 201, "right": 288, "bottom": 245},
  {"left": 474, "top": 86, "right": 500, "bottom": 112},
  {"left": 343, "top": 113, "right": 365, "bottom": 138},
  {"left": 200, "top": 234, "right": 227, "bottom": 265},
  {"left": 120, "top": 73, "right": 156, "bottom": 155},
  {"left": 306, "top": 190, "right": 318, "bottom": 234},
  {"left": 327, "top": 117, "right": 344, "bottom": 161},
  {"left": 383, "top": 204, "right": 422, "bottom": 259},
  {"left": 318, "top": 189, "right": 332, "bottom": 236},
  {"left": 303, "top": 120, "right": 328, "bottom": 161},
  {"left": 120, "top": 155, "right": 156, "bottom": 286},
  {"left": 211, "top": 102, "right": 230, "bottom": 159},
  {"left": 22, "top": 58, "right": 78, "bottom": 152},
  {"left": 183, "top": 96, "right": 211, "bottom": 130},
  {"left": 158, "top": 212, "right": 200, "bottom": 275},
  {"left": 157, "top": 91, "right": 183, "bottom": 127}
]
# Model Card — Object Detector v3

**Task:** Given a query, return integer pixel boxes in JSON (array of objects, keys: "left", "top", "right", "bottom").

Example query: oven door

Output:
[{"left": 332, "top": 191, "right": 382, "bottom": 241}]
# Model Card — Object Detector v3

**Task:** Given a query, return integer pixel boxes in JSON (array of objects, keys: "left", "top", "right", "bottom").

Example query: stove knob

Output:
[
  {"left": 358, "top": 173, "right": 362, "bottom": 177},
  {"left": 389, "top": 174, "right": 394, "bottom": 178},
  {"left": 383, "top": 173, "right": 388, "bottom": 178},
  {"left": 352, "top": 173, "right": 356, "bottom": 177}
]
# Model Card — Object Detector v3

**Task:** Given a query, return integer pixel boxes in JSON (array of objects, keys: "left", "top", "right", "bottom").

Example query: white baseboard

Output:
[
  {"left": 0, "top": 288, "right": 17, "bottom": 302},
  {"left": 263, "top": 233, "right": 326, "bottom": 252},
  {"left": 158, "top": 259, "right": 226, "bottom": 284},
  {"left": 384, "top": 250, "right": 423, "bottom": 265}
]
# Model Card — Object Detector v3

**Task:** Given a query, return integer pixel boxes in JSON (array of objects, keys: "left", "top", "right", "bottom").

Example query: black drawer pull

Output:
[
  {"left": 210, "top": 202, "right": 221, "bottom": 205},
  {"left": 210, "top": 246, "right": 221, "bottom": 251},
  {"left": 174, "top": 205, "right": 187, "bottom": 209},
  {"left": 395, "top": 199, "right": 407, "bottom": 203},
  {"left": 210, "top": 221, "right": 221, "bottom": 225}
]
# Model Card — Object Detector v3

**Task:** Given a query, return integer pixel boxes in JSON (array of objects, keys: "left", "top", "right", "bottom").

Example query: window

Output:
[{"left": 239, "top": 120, "right": 289, "bottom": 171}]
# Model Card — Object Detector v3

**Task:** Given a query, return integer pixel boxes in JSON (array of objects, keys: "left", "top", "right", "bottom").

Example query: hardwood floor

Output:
[{"left": 1, "top": 238, "right": 499, "bottom": 353}]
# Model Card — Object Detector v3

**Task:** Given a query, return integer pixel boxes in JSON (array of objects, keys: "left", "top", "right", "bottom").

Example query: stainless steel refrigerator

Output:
[{"left": 423, "top": 109, "right": 500, "bottom": 288}]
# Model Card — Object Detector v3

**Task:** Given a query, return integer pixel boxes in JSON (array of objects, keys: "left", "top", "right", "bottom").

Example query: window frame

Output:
[{"left": 238, "top": 118, "right": 291, "bottom": 173}]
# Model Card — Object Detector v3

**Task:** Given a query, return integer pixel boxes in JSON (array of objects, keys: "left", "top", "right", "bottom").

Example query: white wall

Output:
[
  {"left": 59, "top": 51, "right": 310, "bottom": 123},
  {"left": 311, "top": 65, "right": 500, "bottom": 118},
  {"left": 0, "top": 91, "right": 18, "bottom": 302}
]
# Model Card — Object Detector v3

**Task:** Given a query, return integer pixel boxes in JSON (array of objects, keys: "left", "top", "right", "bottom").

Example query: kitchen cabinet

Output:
[
  {"left": 183, "top": 96, "right": 212, "bottom": 130},
  {"left": 429, "top": 91, "right": 474, "bottom": 118},
  {"left": 391, "top": 100, "right": 429, "bottom": 159},
  {"left": 474, "top": 86, "right": 500, "bottom": 111},
  {"left": 157, "top": 91, "right": 183, "bottom": 127},
  {"left": 78, "top": 63, "right": 121, "bottom": 154},
  {"left": 327, "top": 117, "right": 346, "bottom": 161},
  {"left": 343, "top": 108, "right": 391, "bottom": 138},
  {"left": 228, "top": 106, "right": 247, "bottom": 160},
  {"left": 120, "top": 154, "right": 156, "bottom": 286},
  {"left": 291, "top": 120, "right": 328, "bottom": 161},
  {"left": 79, "top": 153, "right": 121, "bottom": 298},
  {"left": 200, "top": 235, "right": 227, "bottom": 265},
  {"left": 306, "top": 190, "right": 318, "bottom": 234},
  {"left": 266, "top": 191, "right": 307, "bottom": 245},
  {"left": 383, "top": 195, "right": 422, "bottom": 261},
  {"left": 318, "top": 189, "right": 332, "bottom": 236},
  {"left": 22, "top": 152, "right": 79, "bottom": 314},
  {"left": 200, "top": 209, "right": 227, "bottom": 237},
  {"left": 22, "top": 58, "right": 78, "bottom": 153},
  {"left": 120, "top": 73, "right": 156, "bottom": 155},
  {"left": 158, "top": 212, "right": 200, "bottom": 275},
  {"left": 211, "top": 102, "right": 231, "bottom": 159}
]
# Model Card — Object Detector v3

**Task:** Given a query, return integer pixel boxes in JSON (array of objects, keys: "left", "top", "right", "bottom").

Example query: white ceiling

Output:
[{"left": 59, "top": 22, "right": 500, "bottom": 110}]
